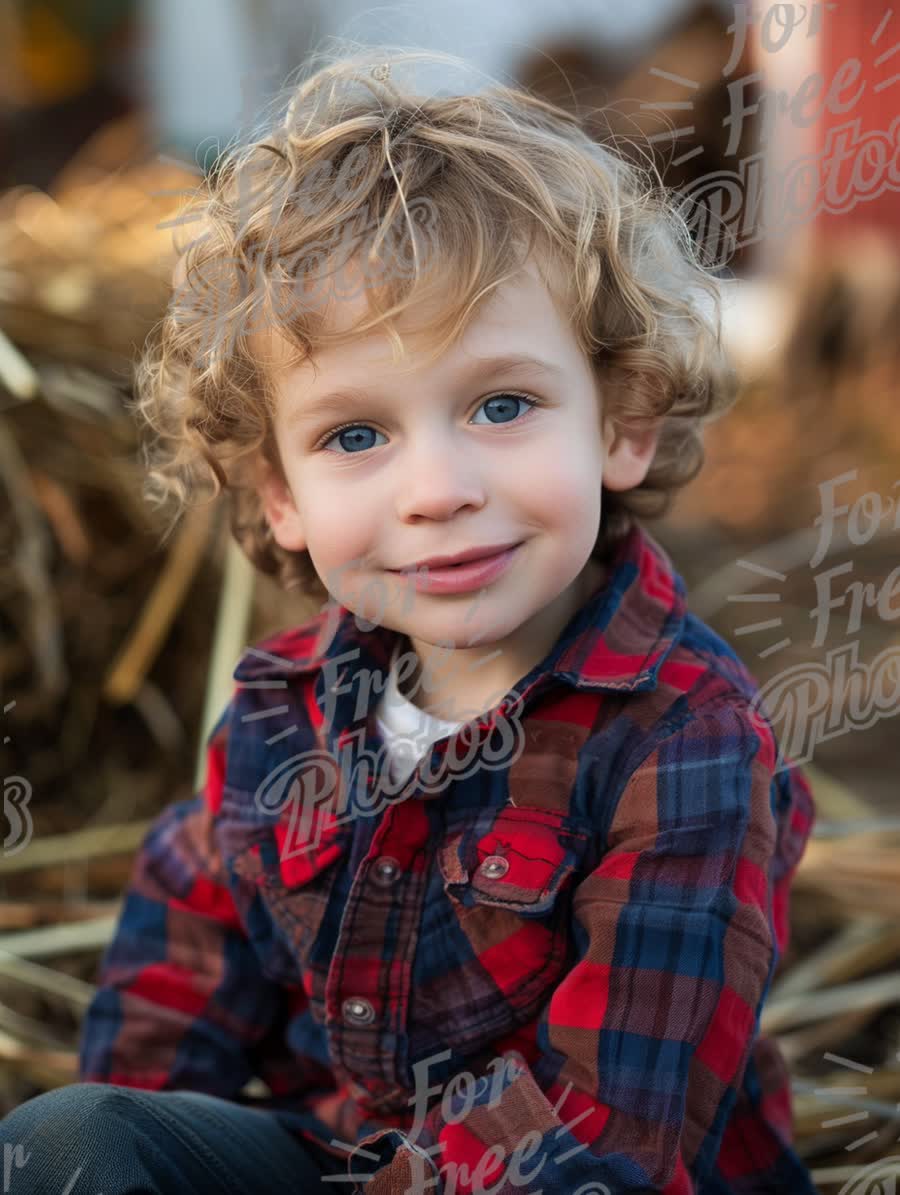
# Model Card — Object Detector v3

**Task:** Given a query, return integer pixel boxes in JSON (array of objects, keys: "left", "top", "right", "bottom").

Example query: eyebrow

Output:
[{"left": 284, "top": 353, "right": 566, "bottom": 429}]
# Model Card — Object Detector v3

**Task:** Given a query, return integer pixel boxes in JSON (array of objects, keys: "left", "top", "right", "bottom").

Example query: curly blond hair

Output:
[{"left": 133, "top": 43, "right": 738, "bottom": 601}]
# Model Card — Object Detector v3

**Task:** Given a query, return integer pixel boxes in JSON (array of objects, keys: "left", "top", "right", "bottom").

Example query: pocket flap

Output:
[{"left": 437, "top": 806, "right": 589, "bottom": 916}]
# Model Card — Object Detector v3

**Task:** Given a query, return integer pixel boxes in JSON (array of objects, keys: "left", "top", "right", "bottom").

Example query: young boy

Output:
[{"left": 1, "top": 47, "right": 819, "bottom": 1195}]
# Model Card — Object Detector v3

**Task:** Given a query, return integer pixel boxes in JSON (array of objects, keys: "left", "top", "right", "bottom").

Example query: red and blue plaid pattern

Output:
[{"left": 78, "top": 522, "right": 818, "bottom": 1193}]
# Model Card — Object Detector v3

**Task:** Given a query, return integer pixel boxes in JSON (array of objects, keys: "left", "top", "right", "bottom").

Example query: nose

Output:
[{"left": 394, "top": 428, "right": 487, "bottom": 522}]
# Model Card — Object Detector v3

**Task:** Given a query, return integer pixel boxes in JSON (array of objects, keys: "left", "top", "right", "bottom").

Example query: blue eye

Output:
[
  {"left": 318, "top": 392, "right": 537, "bottom": 455},
  {"left": 470, "top": 393, "right": 534, "bottom": 426},
  {"left": 325, "top": 425, "right": 386, "bottom": 454}
]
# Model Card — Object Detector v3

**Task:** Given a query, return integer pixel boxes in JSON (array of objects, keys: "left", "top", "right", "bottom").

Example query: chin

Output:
[{"left": 415, "top": 613, "right": 525, "bottom": 651}]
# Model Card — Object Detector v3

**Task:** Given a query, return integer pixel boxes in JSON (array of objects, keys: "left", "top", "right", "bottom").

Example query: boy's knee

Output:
[
  {"left": 1, "top": 1082, "right": 136, "bottom": 1138},
  {"left": 0, "top": 1082, "right": 145, "bottom": 1190}
]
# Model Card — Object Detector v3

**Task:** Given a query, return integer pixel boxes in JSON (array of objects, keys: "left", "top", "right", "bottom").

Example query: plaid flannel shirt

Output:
[{"left": 79, "top": 521, "right": 819, "bottom": 1194}]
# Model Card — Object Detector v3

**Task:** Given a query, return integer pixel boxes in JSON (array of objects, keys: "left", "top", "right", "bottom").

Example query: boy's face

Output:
[{"left": 254, "top": 253, "right": 659, "bottom": 675}]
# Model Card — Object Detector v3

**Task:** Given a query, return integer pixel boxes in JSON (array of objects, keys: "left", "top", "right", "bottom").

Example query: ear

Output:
[
  {"left": 253, "top": 454, "right": 307, "bottom": 553},
  {"left": 601, "top": 413, "right": 662, "bottom": 492}
]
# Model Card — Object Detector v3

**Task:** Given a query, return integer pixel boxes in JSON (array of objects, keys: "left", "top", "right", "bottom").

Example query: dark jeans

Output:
[{"left": 0, "top": 1083, "right": 349, "bottom": 1193}]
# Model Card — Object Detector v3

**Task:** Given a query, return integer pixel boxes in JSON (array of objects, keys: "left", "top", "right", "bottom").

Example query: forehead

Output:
[{"left": 250, "top": 250, "right": 577, "bottom": 383}]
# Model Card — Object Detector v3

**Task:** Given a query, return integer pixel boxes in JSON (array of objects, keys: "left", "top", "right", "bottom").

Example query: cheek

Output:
[
  {"left": 295, "top": 473, "right": 380, "bottom": 573},
  {"left": 511, "top": 438, "right": 601, "bottom": 526}
]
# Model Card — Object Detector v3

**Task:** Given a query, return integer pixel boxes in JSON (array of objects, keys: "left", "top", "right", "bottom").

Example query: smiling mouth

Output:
[
  {"left": 438, "top": 554, "right": 498, "bottom": 569},
  {"left": 382, "top": 543, "right": 524, "bottom": 598},
  {"left": 391, "top": 543, "right": 523, "bottom": 573}
]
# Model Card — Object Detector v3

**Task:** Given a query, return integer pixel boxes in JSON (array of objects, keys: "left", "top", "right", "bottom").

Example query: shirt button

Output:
[
  {"left": 342, "top": 997, "right": 375, "bottom": 1025},
  {"left": 479, "top": 855, "right": 509, "bottom": 879},
  {"left": 372, "top": 855, "right": 401, "bottom": 887}
]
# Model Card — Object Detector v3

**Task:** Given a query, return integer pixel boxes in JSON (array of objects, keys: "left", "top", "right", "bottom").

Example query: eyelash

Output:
[{"left": 311, "top": 391, "right": 542, "bottom": 453}]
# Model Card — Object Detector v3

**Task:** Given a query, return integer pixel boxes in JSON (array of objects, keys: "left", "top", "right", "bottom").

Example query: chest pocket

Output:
[
  {"left": 425, "top": 805, "right": 591, "bottom": 1053},
  {"left": 230, "top": 799, "right": 352, "bottom": 986},
  {"left": 438, "top": 806, "right": 589, "bottom": 912}
]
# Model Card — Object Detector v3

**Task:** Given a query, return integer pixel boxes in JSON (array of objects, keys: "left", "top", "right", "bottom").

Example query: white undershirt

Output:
[{"left": 374, "top": 641, "right": 466, "bottom": 786}]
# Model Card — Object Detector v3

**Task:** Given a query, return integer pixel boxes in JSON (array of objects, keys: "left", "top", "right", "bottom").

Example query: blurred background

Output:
[{"left": 1, "top": 2, "right": 899, "bottom": 1189}]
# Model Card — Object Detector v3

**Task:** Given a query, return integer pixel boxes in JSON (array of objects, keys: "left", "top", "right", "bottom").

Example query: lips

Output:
[
  {"left": 393, "top": 542, "right": 521, "bottom": 572},
  {"left": 395, "top": 543, "right": 522, "bottom": 594}
]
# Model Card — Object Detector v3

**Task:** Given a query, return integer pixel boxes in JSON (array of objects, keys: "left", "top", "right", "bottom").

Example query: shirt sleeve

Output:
[
  {"left": 347, "top": 699, "right": 807, "bottom": 1195},
  {"left": 78, "top": 698, "right": 292, "bottom": 1097}
]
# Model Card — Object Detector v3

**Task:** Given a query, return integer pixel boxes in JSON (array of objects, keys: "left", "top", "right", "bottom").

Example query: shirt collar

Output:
[{"left": 233, "top": 521, "right": 686, "bottom": 697}]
